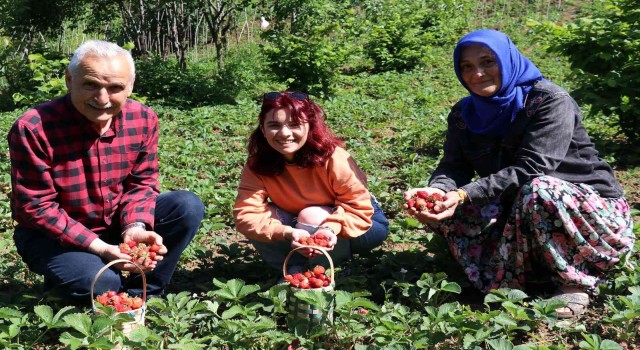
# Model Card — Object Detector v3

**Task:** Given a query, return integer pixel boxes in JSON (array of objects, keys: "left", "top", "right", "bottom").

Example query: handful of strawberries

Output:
[
  {"left": 284, "top": 265, "right": 332, "bottom": 289},
  {"left": 407, "top": 190, "right": 444, "bottom": 213},
  {"left": 95, "top": 291, "right": 144, "bottom": 313},
  {"left": 297, "top": 232, "right": 331, "bottom": 248},
  {"left": 119, "top": 241, "right": 162, "bottom": 268}
]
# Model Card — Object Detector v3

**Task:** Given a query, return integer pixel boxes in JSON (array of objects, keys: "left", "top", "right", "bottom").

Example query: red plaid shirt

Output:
[{"left": 8, "top": 95, "right": 160, "bottom": 249}]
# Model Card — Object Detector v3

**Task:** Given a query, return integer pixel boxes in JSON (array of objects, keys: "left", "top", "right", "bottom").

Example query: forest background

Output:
[{"left": 0, "top": 0, "right": 638, "bottom": 349}]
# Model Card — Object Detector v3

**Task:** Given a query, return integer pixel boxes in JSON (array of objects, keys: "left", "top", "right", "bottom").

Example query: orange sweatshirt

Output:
[{"left": 233, "top": 147, "right": 374, "bottom": 242}]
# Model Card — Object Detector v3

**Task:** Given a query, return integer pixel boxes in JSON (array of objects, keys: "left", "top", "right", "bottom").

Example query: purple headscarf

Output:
[{"left": 453, "top": 29, "right": 543, "bottom": 137}]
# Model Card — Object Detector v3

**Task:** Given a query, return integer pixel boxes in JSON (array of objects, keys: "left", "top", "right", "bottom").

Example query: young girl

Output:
[{"left": 234, "top": 91, "right": 389, "bottom": 274}]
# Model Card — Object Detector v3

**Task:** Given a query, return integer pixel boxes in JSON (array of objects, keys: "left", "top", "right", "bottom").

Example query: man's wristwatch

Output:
[
  {"left": 121, "top": 222, "right": 146, "bottom": 237},
  {"left": 455, "top": 188, "right": 468, "bottom": 205}
]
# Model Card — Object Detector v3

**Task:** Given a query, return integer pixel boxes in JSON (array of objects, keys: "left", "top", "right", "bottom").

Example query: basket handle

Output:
[
  {"left": 90, "top": 258, "right": 147, "bottom": 310},
  {"left": 282, "top": 246, "right": 335, "bottom": 286}
]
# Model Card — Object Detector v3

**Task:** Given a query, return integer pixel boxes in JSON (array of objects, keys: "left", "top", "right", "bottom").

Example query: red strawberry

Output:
[
  {"left": 131, "top": 297, "right": 143, "bottom": 310},
  {"left": 284, "top": 274, "right": 293, "bottom": 282},
  {"left": 415, "top": 198, "right": 427, "bottom": 211},
  {"left": 431, "top": 193, "right": 444, "bottom": 201},
  {"left": 416, "top": 190, "right": 429, "bottom": 199},
  {"left": 309, "top": 278, "right": 324, "bottom": 288},
  {"left": 299, "top": 279, "right": 310, "bottom": 289},
  {"left": 114, "top": 303, "right": 130, "bottom": 312},
  {"left": 96, "top": 295, "right": 109, "bottom": 306},
  {"left": 312, "top": 265, "right": 325, "bottom": 276}
]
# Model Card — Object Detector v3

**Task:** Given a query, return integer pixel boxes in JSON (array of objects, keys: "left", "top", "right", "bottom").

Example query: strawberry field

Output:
[{"left": 1, "top": 1, "right": 639, "bottom": 349}]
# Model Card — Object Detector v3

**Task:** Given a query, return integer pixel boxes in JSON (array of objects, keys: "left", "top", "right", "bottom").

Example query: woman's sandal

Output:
[{"left": 549, "top": 291, "right": 590, "bottom": 319}]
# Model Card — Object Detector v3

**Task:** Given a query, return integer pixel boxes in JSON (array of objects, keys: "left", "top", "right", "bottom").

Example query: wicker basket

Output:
[
  {"left": 283, "top": 246, "right": 335, "bottom": 331},
  {"left": 90, "top": 259, "right": 147, "bottom": 340}
]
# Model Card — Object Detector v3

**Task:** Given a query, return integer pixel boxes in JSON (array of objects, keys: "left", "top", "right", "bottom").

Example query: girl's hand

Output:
[
  {"left": 306, "top": 228, "right": 337, "bottom": 258},
  {"left": 289, "top": 228, "right": 314, "bottom": 257}
]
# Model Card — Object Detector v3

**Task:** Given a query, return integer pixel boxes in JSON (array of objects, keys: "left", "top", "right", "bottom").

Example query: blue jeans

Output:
[
  {"left": 250, "top": 196, "right": 389, "bottom": 274},
  {"left": 13, "top": 190, "right": 204, "bottom": 304}
]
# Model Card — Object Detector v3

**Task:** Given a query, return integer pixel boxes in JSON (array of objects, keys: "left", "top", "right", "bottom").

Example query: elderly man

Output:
[{"left": 8, "top": 40, "right": 204, "bottom": 303}]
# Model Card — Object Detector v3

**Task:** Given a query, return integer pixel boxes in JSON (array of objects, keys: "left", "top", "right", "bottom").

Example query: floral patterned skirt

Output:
[{"left": 430, "top": 176, "right": 635, "bottom": 295}]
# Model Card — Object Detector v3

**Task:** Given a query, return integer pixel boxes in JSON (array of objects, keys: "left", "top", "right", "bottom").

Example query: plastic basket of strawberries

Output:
[
  {"left": 90, "top": 258, "right": 147, "bottom": 337},
  {"left": 282, "top": 245, "right": 335, "bottom": 330}
]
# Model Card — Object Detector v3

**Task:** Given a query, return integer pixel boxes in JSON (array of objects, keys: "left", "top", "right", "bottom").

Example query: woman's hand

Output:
[
  {"left": 428, "top": 190, "right": 464, "bottom": 221},
  {"left": 403, "top": 187, "right": 451, "bottom": 225}
]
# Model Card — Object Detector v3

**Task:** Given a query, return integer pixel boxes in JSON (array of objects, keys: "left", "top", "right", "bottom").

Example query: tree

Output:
[
  {"left": 199, "top": 0, "right": 255, "bottom": 69},
  {"left": 0, "top": 0, "right": 85, "bottom": 56},
  {"left": 89, "top": 0, "right": 203, "bottom": 69}
]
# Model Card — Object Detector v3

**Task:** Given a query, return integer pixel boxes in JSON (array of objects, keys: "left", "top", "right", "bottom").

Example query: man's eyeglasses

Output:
[{"left": 263, "top": 91, "right": 308, "bottom": 101}]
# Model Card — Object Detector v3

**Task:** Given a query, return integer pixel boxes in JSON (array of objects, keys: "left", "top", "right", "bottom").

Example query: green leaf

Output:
[
  {"left": 221, "top": 305, "right": 245, "bottom": 319},
  {"left": 88, "top": 337, "right": 115, "bottom": 349},
  {"left": 210, "top": 279, "right": 260, "bottom": 301},
  {"left": 0, "top": 307, "right": 23, "bottom": 318},
  {"left": 440, "top": 281, "right": 461, "bottom": 294},
  {"left": 59, "top": 331, "right": 85, "bottom": 349},
  {"left": 128, "top": 325, "right": 162, "bottom": 342},
  {"left": 34, "top": 305, "right": 53, "bottom": 324},
  {"left": 487, "top": 338, "right": 514, "bottom": 350},
  {"left": 8, "top": 323, "right": 20, "bottom": 338},
  {"left": 91, "top": 317, "right": 115, "bottom": 335},
  {"left": 63, "top": 313, "right": 92, "bottom": 336}
]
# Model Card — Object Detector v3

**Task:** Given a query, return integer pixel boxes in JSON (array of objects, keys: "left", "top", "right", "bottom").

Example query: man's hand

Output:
[
  {"left": 121, "top": 226, "right": 168, "bottom": 270},
  {"left": 87, "top": 238, "right": 146, "bottom": 272}
]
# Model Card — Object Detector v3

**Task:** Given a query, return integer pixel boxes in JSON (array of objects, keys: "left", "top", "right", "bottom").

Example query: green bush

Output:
[
  {"left": 261, "top": 0, "right": 361, "bottom": 97},
  {"left": 360, "top": 0, "right": 473, "bottom": 72},
  {"left": 216, "top": 42, "right": 283, "bottom": 102},
  {"left": 0, "top": 49, "right": 68, "bottom": 111},
  {"left": 11, "top": 53, "right": 69, "bottom": 108},
  {"left": 135, "top": 44, "right": 278, "bottom": 107},
  {"left": 530, "top": 0, "right": 640, "bottom": 144},
  {"left": 134, "top": 55, "right": 228, "bottom": 107}
]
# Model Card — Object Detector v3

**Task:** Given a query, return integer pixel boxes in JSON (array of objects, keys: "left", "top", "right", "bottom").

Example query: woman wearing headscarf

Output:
[{"left": 404, "top": 29, "right": 634, "bottom": 318}]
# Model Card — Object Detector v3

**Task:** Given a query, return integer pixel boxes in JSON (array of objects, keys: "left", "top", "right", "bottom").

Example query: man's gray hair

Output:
[{"left": 68, "top": 40, "right": 135, "bottom": 81}]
